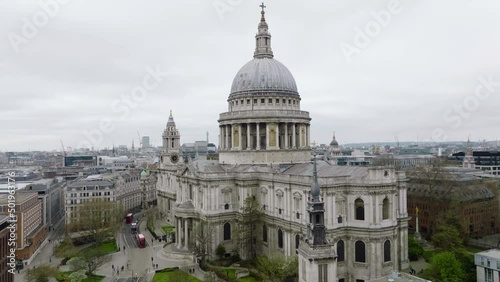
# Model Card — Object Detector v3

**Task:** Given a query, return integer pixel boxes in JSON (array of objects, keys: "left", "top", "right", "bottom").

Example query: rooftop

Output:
[
  {"left": 476, "top": 248, "right": 500, "bottom": 259},
  {"left": 0, "top": 192, "right": 38, "bottom": 205}
]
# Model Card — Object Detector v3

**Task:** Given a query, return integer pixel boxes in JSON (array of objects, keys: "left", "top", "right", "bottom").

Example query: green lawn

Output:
[
  {"left": 223, "top": 268, "right": 237, "bottom": 279},
  {"left": 153, "top": 269, "right": 200, "bottom": 282},
  {"left": 161, "top": 225, "right": 175, "bottom": 234},
  {"left": 56, "top": 271, "right": 104, "bottom": 282},
  {"left": 465, "top": 246, "right": 486, "bottom": 253},
  {"left": 237, "top": 275, "right": 260, "bottom": 282},
  {"left": 83, "top": 240, "right": 118, "bottom": 254}
]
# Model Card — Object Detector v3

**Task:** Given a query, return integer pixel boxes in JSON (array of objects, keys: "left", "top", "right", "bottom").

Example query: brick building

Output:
[
  {"left": 0, "top": 215, "right": 14, "bottom": 282},
  {"left": 407, "top": 181, "right": 498, "bottom": 239},
  {"left": 0, "top": 193, "right": 47, "bottom": 261}
]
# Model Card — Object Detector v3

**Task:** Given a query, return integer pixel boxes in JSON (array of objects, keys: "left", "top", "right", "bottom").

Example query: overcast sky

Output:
[{"left": 1, "top": 0, "right": 499, "bottom": 152}]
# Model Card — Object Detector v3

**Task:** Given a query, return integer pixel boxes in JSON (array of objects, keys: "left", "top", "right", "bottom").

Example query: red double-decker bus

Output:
[
  {"left": 125, "top": 213, "right": 134, "bottom": 224},
  {"left": 136, "top": 233, "right": 146, "bottom": 248}
]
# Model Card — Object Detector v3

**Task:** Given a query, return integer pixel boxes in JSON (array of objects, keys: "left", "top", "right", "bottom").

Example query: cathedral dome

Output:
[{"left": 230, "top": 58, "right": 298, "bottom": 96}]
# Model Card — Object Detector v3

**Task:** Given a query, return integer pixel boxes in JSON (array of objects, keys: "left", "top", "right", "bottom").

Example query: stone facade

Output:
[{"left": 156, "top": 6, "right": 409, "bottom": 281}]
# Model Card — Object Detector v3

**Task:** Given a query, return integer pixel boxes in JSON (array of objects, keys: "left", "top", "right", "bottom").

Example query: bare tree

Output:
[
  {"left": 193, "top": 221, "right": 215, "bottom": 267},
  {"left": 24, "top": 265, "right": 58, "bottom": 282},
  {"left": 238, "top": 195, "right": 264, "bottom": 260},
  {"left": 67, "top": 199, "right": 124, "bottom": 245},
  {"left": 70, "top": 248, "right": 111, "bottom": 276}
]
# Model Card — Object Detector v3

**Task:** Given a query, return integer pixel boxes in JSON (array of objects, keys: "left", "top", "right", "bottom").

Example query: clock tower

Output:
[{"left": 161, "top": 110, "right": 181, "bottom": 167}]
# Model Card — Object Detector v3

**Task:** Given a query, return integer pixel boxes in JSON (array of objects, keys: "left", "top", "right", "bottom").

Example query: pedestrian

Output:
[
  {"left": 117, "top": 269, "right": 119, "bottom": 275},
  {"left": 121, "top": 266, "right": 124, "bottom": 271},
  {"left": 112, "top": 265, "right": 114, "bottom": 270},
  {"left": 156, "top": 264, "right": 158, "bottom": 269},
  {"left": 151, "top": 256, "right": 153, "bottom": 262}
]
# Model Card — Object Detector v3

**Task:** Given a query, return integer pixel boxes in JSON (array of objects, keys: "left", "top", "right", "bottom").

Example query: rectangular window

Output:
[
  {"left": 288, "top": 99, "right": 291, "bottom": 104},
  {"left": 236, "top": 101, "right": 238, "bottom": 105},
  {"left": 318, "top": 264, "right": 328, "bottom": 282},
  {"left": 247, "top": 99, "right": 250, "bottom": 104},
  {"left": 269, "top": 98, "right": 272, "bottom": 104},
  {"left": 254, "top": 99, "right": 257, "bottom": 104},
  {"left": 261, "top": 99, "right": 265, "bottom": 104},
  {"left": 485, "top": 268, "right": 493, "bottom": 282},
  {"left": 276, "top": 99, "right": 279, "bottom": 103},
  {"left": 302, "top": 260, "right": 306, "bottom": 280},
  {"left": 283, "top": 99, "right": 286, "bottom": 103}
]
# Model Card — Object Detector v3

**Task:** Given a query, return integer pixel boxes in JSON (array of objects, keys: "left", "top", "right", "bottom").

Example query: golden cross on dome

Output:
[{"left": 260, "top": 2, "right": 266, "bottom": 12}]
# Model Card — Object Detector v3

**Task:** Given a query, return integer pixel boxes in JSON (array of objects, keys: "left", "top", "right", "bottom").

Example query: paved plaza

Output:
[{"left": 13, "top": 216, "right": 203, "bottom": 282}]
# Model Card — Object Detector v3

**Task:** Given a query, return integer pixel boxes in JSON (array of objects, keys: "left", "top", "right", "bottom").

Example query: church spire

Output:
[
  {"left": 167, "top": 110, "right": 176, "bottom": 127},
  {"left": 254, "top": 3, "right": 274, "bottom": 59}
]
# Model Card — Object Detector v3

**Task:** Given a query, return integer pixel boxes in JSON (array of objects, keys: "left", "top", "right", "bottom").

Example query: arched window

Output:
[
  {"left": 355, "top": 198, "right": 365, "bottom": 220},
  {"left": 384, "top": 240, "right": 391, "bottom": 262},
  {"left": 355, "top": 241, "right": 366, "bottom": 263},
  {"left": 382, "top": 198, "right": 389, "bottom": 220},
  {"left": 223, "top": 223, "right": 231, "bottom": 240},
  {"left": 263, "top": 224, "right": 268, "bottom": 242},
  {"left": 337, "top": 240, "right": 345, "bottom": 262},
  {"left": 295, "top": 234, "right": 300, "bottom": 250},
  {"left": 278, "top": 229, "right": 283, "bottom": 249}
]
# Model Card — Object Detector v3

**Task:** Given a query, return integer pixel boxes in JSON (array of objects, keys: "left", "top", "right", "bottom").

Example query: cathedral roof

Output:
[
  {"left": 229, "top": 4, "right": 298, "bottom": 97},
  {"left": 230, "top": 58, "right": 298, "bottom": 96}
]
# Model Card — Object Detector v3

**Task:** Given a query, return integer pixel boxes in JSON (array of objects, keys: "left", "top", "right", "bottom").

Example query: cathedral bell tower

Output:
[
  {"left": 298, "top": 151, "right": 337, "bottom": 282},
  {"left": 161, "top": 110, "right": 181, "bottom": 167}
]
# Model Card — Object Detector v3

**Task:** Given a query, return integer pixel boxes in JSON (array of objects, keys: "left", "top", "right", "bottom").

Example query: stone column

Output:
[
  {"left": 276, "top": 123, "right": 280, "bottom": 149},
  {"left": 284, "top": 123, "right": 288, "bottom": 149},
  {"left": 306, "top": 125, "right": 311, "bottom": 147},
  {"left": 238, "top": 124, "right": 243, "bottom": 150},
  {"left": 298, "top": 124, "right": 302, "bottom": 148},
  {"left": 247, "top": 123, "right": 251, "bottom": 150},
  {"left": 225, "top": 125, "right": 229, "bottom": 150},
  {"left": 184, "top": 218, "right": 189, "bottom": 250},
  {"left": 256, "top": 123, "right": 261, "bottom": 150},
  {"left": 266, "top": 123, "right": 270, "bottom": 149},
  {"left": 176, "top": 217, "right": 182, "bottom": 249},
  {"left": 292, "top": 123, "right": 296, "bottom": 148}
]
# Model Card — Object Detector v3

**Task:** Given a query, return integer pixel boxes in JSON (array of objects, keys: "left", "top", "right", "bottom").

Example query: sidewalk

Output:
[{"left": 14, "top": 219, "right": 66, "bottom": 282}]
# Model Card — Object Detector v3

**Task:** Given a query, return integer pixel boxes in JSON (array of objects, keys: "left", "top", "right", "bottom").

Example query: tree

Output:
[
  {"left": 145, "top": 206, "right": 159, "bottom": 230},
  {"left": 68, "top": 270, "right": 87, "bottom": 282},
  {"left": 408, "top": 236, "right": 424, "bottom": 261},
  {"left": 238, "top": 195, "right": 264, "bottom": 260},
  {"left": 256, "top": 254, "right": 298, "bottom": 282},
  {"left": 428, "top": 252, "right": 465, "bottom": 282},
  {"left": 72, "top": 248, "right": 112, "bottom": 276},
  {"left": 54, "top": 234, "right": 78, "bottom": 258},
  {"left": 67, "top": 199, "right": 123, "bottom": 246},
  {"left": 24, "top": 264, "right": 58, "bottom": 282},
  {"left": 410, "top": 158, "right": 453, "bottom": 190},
  {"left": 431, "top": 220, "right": 463, "bottom": 251},
  {"left": 216, "top": 244, "right": 226, "bottom": 260},
  {"left": 194, "top": 221, "right": 215, "bottom": 267}
]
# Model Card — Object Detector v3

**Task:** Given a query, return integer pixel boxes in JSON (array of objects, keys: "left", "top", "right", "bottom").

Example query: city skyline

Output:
[{"left": 2, "top": 0, "right": 500, "bottom": 151}]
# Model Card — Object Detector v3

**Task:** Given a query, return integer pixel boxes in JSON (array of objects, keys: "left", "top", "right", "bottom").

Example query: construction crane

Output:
[
  {"left": 60, "top": 139, "right": 67, "bottom": 157},
  {"left": 394, "top": 134, "right": 400, "bottom": 148}
]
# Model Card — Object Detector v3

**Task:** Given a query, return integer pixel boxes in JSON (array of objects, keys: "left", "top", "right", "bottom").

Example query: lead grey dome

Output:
[{"left": 230, "top": 58, "right": 298, "bottom": 96}]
